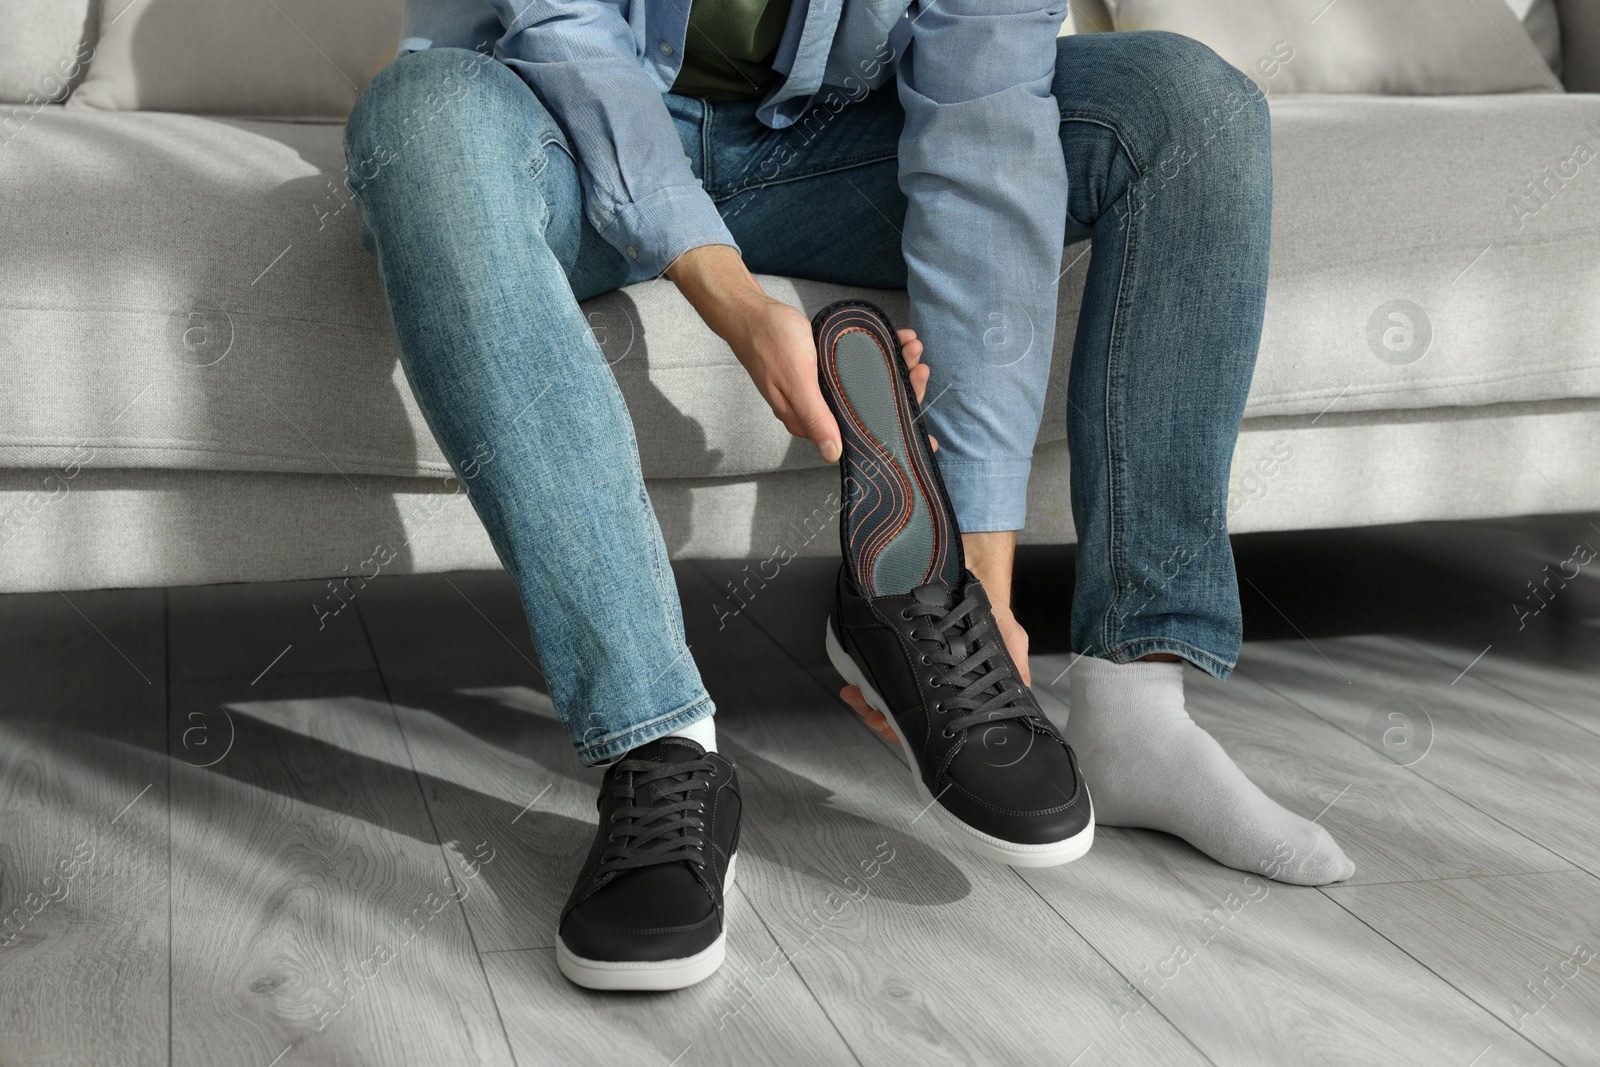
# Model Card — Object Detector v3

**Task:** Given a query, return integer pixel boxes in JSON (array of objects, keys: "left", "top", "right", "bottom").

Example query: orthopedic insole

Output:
[{"left": 812, "top": 299, "right": 964, "bottom": 597}]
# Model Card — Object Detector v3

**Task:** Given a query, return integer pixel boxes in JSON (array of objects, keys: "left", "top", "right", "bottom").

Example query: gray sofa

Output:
[{"left": 3, "top": 0, "right": 1598, "bottom": 595}]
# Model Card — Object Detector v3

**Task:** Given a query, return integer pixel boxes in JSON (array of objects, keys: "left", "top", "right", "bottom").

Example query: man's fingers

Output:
[
  {"left": 909, "top": 362, "right": 930, "bottom": 405},
  {"left": 929, "top": 434, "right": 938, "bottom": 452},
  {"left": 793, "top": 390, "right": 842, "bottom": 463}
]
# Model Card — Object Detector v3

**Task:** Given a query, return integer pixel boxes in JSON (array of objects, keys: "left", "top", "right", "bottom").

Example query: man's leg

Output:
[
  {"left": 343, "top": 48, "right": 713, "bottom": 764},
  {"left": 712, "top": 34, "right": 1350, "bottom": 884},
  {"left": 344, "top": 49, "right": 738, "bottom": 990},
  {"left": 707, "top": 84, "right": 1089, "bottom": 866},
  {"left": 1050, "top": 31, "right": 1351, "bottom": 884}
]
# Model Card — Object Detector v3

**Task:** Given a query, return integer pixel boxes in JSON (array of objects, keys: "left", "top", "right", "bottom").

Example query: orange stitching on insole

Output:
[{"left": 823, "top": 315, "right": 925, "bottom": 590}]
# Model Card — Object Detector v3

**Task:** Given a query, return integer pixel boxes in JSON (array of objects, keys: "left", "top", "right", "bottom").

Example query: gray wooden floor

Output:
[{"left": 3, "top": 514, "right": 1599, "bottom": 1067}]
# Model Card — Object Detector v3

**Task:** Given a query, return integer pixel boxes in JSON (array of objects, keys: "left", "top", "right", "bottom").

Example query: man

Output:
[{"left": 343, "top": 0, "right": 1353, "bottom": 992}]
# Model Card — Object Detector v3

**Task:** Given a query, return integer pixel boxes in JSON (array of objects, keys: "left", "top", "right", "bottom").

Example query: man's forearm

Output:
[
  {"left": 663, "top": 243, "right": 768, "bottom": 339},
  {"left": 963, "top": 530, "right": 1018, "bottom": 612},
  {"left": 664, "top": 243, "right": 845, "bottom": 463},
  {"left": 896, "top": 0, "right": 1068, "bottom": 534}
]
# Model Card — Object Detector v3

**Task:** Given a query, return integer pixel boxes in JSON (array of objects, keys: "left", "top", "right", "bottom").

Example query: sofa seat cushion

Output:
[{"left": 2, "top": 95, "right": 1598, "bottom": 484}]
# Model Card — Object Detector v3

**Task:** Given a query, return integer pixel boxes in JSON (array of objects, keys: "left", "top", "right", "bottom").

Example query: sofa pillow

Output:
[
  {"left": 1505, "top": 0, "right": 1563, "bottom": 78},
  {"left": 1562, "top": 0, "right": 1600, "bottom": 91},
  {"left": 1100, "top": 0, "right": 1561, "bottom": 94},
  {"left": 66, "top": 0, "right": 402, "bottom": 120},
  {"left": 1, "top": 0, "right": 95, "bottom": 105}
]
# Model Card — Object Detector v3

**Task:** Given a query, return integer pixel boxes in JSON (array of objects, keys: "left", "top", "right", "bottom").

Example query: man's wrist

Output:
[
  {"left": 664, "top": 243, "right": 771, "bottom": 341},
  {"left": 962, "top": 530, "right": 1019, "bottom": 612}
]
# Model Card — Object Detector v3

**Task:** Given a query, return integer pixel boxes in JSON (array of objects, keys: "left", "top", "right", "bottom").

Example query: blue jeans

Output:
[{"left": 342, "top": 30, "right": 1270, "bottom": 763}]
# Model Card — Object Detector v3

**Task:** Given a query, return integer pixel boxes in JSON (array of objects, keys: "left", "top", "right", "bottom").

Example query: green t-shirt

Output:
[{"left": 669, "top": 0, "right": 795, "bottom": 101}]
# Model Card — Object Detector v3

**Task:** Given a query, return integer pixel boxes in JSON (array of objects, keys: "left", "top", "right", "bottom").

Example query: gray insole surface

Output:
[{"left": 835, "top": 330, "right": 934, "bottom": 596}]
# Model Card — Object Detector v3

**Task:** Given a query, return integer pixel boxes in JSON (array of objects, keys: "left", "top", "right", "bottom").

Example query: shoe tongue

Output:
[
  {"left": 616, "top": 736, "right": 705, "bottom": 803},
  {"left": 628, "top": 736, "right": 705, "bottom": 763}
]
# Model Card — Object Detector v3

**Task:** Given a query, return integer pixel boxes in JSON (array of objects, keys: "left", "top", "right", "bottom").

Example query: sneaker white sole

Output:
[
  {"left": 826, "top": 620, "right": 1094, "bottom": 868},
  {"left": 556, "top": 854, "right": 737, "bottom": 992}
]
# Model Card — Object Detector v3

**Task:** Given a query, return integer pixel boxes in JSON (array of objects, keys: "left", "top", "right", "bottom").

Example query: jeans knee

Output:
[
  {"left": 1157, "top": 33, "right": 1266, "bottom": 142},
  {"left": 1118, "top": 32, "right": 1270, "bottom": 189},
  {"left": 342, "top": 46, "right": 532, "bottom": 195}
]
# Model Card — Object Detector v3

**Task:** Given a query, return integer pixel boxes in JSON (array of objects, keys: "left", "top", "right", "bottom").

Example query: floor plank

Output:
[
  {"left": 166, "top": 670, "right": 512, "bottom": 1067},
  {"left": 482, "top": 929, "right": 860, "bottom": 1067},
  {"left": 676, "top": 563, "right": 1211, "bottom": 1067},
  {"left": 0, "top": 804, "right": 168, "bottom": 1067},
  {"left": 1240, "top": 633, "right": 1600, "bottom": 880},
  {"left": 1020, "top": 826, "right": 1560, "bottom": 1067},
  {"left": 5, "top": 517, "right": 1599, "bottom": 1065},
  {"left": 356, "top": 572, "right": 764, "bottom": 954},
  {"left": 0, "top": 588, "right": 166, "bottom": 810},
  {"left": 0, "top": 588, "right": 169, "bottom": 1067},
  {"left": 1325, "top": 870, "right": 1600, "bottom": 1067},
  {"left": 167, "top": 578, "right": 376, "bottom": 683}
]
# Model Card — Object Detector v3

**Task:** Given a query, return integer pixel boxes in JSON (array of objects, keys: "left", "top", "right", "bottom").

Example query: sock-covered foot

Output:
[{"left": 1066, "top": 657, "right": 1354, "bottom": 886}]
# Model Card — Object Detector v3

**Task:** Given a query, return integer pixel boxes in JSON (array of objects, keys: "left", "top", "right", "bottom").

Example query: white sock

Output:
[
  {"left": 1066, "top": 657, "right": 1354, "bottom": 886},
  {"left": 665, "top": 714, "right": 717, "bottom": 754}
]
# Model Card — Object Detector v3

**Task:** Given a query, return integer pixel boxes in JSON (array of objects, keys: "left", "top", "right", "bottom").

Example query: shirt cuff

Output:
[
  {"left": 935, "top": 457, "right": 1033, "bottom": 533},
  {"left": 599, "top": 184, "right": 742, "bottom": 284}
]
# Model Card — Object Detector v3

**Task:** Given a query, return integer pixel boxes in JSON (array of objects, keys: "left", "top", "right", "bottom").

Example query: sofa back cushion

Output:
[
  {"left": 1505, "top": 0, "right": 1564, "bottom": 77},
  {"left": 1, "top": 0, "right": 95, "bottom": 105},
  {"left": 1560, "top": 0, "right": 1600, "bottom": 92},
  {"left": 1098, "top": 0, "right": 1560, "bottom": 94},
  {"left": 65, "top": 0, "right": 402, "bottom": 120}
]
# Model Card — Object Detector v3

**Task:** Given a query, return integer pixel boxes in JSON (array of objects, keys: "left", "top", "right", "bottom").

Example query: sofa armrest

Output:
[{"left": 1558, "top": 0, "right": 1600, "bottom": 90}]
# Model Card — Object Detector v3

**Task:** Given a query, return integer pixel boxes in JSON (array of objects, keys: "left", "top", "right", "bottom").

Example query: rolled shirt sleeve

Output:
[
  {"left": 895, "top": 0, "right": 1069, "bottom": 532},
  {"left": 486, "top": 0, "right": 740, "bottom": 283}
]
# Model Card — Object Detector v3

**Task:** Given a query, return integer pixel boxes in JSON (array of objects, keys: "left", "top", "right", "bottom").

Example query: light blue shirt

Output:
[{"left": 396, "top": 0, "right": 1070, "bottom": 531}]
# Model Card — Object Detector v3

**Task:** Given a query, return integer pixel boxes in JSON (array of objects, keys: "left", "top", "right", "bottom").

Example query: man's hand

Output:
[
  {"left": 665, "top": 244, "right": 947, "bottom": 744},
  {"left": 664, "top": 243, "right": 931, "bottom": 462}
]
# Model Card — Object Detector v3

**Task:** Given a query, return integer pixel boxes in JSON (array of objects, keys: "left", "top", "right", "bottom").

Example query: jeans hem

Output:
[
  {"left": 1093, "top": 638, "right": 1236, "bottom": 681},
  {"left": 576, "top": 695, "right": 717, "bottom": 766}
]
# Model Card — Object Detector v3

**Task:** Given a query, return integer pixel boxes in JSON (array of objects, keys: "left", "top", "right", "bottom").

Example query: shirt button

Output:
[
  {"left": 659, "top": 40, "right": 673, "bottom": 55},
  {"left": 626, "top": 244, "right": 638, "bottom": 259}
]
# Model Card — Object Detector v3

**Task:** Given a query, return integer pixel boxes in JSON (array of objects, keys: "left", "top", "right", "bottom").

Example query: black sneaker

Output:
[
  {"left": 814, "top": 298, "right": 1093, "bottom": 868},
  {"left": 826, "top": 568, "right": 1093, "bottom": 866},
  {"left": 556, "top": 736, "right": 740, "bottom": 990}
]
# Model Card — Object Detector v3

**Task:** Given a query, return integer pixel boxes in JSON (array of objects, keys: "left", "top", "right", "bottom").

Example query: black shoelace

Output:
[
  {"left": 596, "top": 754, "right": 715, "bottom": 877},
  {"left": 903, "top": 591, "right": 1047, "bottom": 740}
]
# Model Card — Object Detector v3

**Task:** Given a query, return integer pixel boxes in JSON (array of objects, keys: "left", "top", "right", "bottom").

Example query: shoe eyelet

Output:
[
  {"left": 941, "top": 728, "right": 955, "bottom": 739},
  {"left": 927, "top": 677, "right": 941, "bottom": 688},
  {"left": 900, "top": 608, "right": 913, "bottom": 621},
  {"left": 933, "top": 701, "right": 944, "bottom": 712}
]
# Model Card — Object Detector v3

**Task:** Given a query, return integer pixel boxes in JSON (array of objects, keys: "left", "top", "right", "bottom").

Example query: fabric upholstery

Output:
[
  {"left": 5, "top": 98, "right": 1599, "bottom": 488},
  {"left": 0, "top": 0, "right": 95, "bottom": 105},
  {"left": 1559, "top": 0, "right": 1600, "bottom": 92},
  {"left": 1102, "top": 0, "right": 1561, "bottom": 94},
  {"left": 1068, "top": 0, "right": 1114, "bottom": 34},
  {"left": 65, "top": 0, "right": 401, "bottom": 119},
  {"left": 4, "top": 401, "right": 1599, "bottom": 593},
  {"left": 6, "top": 0, "right": 1600, "bottom": 594},
  {"left": 1074, "top": 0, "right": 1562, "bottom": 79},
  {"left": 1506, "top": 0, "right": 1565, "bottom": 77}
]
